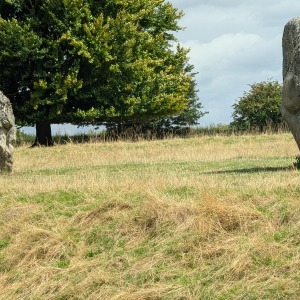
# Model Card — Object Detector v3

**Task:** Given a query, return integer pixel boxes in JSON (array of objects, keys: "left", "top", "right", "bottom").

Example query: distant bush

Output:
[
  {"left": 192, "top": 124, "right": 235, "bottom": 136},
  {"left": 231, "top": 79, "right": 285, "bottom": 132}
]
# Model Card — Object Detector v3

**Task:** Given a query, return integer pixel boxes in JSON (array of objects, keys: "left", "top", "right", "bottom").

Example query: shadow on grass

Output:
[{"left": 204, "top": 166, "right": 293, "bottom": 175}]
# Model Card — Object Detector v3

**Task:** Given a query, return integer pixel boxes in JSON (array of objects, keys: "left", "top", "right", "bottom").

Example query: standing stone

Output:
[
  {"left": 0, "top": 91, "right": 16, "bottom": 172},
  {"left": 282, "top": 17, "right": 300, "bottom": 150}
]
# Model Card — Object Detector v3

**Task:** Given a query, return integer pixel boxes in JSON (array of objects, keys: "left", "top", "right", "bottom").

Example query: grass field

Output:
[{"left": 1, "top": 133, "right": 300, "bottom": 299}]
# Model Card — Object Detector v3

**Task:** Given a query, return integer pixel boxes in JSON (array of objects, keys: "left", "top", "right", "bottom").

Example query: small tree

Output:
[{"left": 231, "top": 79, "right": 284, "bottom": 132}]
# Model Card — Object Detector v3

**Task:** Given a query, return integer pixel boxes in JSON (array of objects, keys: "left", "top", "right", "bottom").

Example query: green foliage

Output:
[
  {"left": 103, "top": 46, "right": 207, "bottom": 135},
  {"left": 0, "top": 238, "right": 10, "bottom": 250},
  {"left": 231, "top": 79, "right": 284, "bottom": 132},
  {"left": 193, "top": 123, "right": 235, "bottom": 136},
  {"left": 141, "top": 74, "right": 207, "bottom": 132},
  {"left": 16, "top": 129, "right": 35, "bottom": 146},
  {"left": 51, "top": 258, "right": 70, "bottom": 268},
  {"left": 0, "top": 0, "right": 202, "bottom": 130},
  {"left": 293, "top": 155, "right": 300, "bottom": 170}
]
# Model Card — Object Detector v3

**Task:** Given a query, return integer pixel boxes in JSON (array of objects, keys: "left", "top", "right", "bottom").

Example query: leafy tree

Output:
[
  {"left": 104, "top": 49, "right": 207, "bottom": 138},
  {"left": 158, "top": 67, "right": 207, "bottom": 129},
  {"left": 231, "top": 79, "right": 283, "bottom": 132},
  {"left": 0, "top": 0, "right": 203, "bottom": 145}
]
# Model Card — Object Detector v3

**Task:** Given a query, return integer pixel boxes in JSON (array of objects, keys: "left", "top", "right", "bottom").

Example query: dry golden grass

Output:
[{"left": 0, "top": 133, "right": 300, "bottom": 299}]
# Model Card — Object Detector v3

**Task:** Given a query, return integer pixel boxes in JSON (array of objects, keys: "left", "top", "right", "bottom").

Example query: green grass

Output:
[{"left": 0, "top": 133, "right": 300, "bottom": 299}]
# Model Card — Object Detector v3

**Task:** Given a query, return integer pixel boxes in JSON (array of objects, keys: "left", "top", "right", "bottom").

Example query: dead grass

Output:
[{"left": 0, "top": 133, "right": 300, "bottom": 299}]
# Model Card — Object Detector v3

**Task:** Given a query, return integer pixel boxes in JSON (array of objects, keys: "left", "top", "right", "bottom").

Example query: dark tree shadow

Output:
[{"left": 203, "top": 166, "right": 293, "bottom": 175}]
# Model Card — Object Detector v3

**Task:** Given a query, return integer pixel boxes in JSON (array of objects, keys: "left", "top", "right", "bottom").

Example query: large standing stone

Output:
[
  {"left": 282, "top": 17, "right": 300, "bottom": 150},
  {"left": 0, "top": 91, "right": 16, "bottom": 172}
]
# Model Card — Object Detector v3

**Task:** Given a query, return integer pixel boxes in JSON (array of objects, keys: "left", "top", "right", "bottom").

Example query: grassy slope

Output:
[{"left": 0, "top": 133, "right": 300, "bottom": 299}]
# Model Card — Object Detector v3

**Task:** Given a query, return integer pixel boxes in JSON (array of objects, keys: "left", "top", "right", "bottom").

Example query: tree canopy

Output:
[
  {"left": 0, "top": 0, "right": 204, "bottom": 145},
  {"left": 231, "top": 79, "right": 284, "bottom": 132}
]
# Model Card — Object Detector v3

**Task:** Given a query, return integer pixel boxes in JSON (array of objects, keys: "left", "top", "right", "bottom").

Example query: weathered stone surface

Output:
[
  {"left": 282, "top": 17, "right": 300, "bottom": 150},
  {"left": 0, "top": 91, "right": 16, "bottom": 172}
]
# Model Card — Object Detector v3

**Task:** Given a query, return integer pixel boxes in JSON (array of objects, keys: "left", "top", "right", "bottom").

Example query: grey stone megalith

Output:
[
  {"left": 0, "top": 91, "right": 16, "bottom": 172},
  {"left": 282, "top": 17, "right": 300, "bottom": 150}
]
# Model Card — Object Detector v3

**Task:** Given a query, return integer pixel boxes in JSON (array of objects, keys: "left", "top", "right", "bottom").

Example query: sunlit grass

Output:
[{"left": 0, "top": 133, "right": 300, "bottom": 299}]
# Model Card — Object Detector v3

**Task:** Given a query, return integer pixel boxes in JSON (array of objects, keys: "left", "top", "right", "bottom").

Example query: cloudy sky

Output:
[
  {"left": 169, "top": 0, "right": 299, "bottom": 126},
  {"left": 23, "top": 0, "right": 299, "bottom": 134}
]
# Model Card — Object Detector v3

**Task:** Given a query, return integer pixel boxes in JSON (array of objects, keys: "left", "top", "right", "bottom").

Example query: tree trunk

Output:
[{"left": 32, "top": 121, "right": 54, "bottom": 147}]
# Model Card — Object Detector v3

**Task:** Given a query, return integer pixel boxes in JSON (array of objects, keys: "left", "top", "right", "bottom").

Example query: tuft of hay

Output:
[{"left": 5, "top": 227, "right": 75, "bottom": 268}]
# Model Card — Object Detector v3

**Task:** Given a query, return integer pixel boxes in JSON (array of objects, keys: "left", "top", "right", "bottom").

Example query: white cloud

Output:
[
  {"left": 178, "top": 32, "right": 283, "bottom": 125},
  {"left": 176, "top": 6, "right": 259, "bottom": 42},
  {"left": 168, "top": 0, "right": 297, "bottom": 125},
  {"left": 184, "top": 33, "right": 263, "bottom": 74}
]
